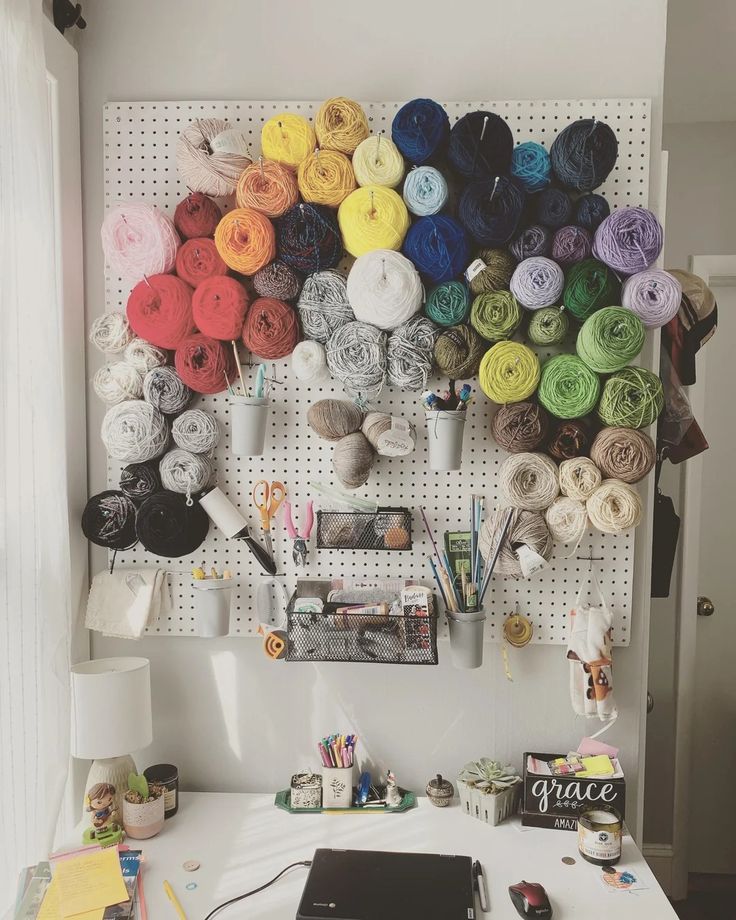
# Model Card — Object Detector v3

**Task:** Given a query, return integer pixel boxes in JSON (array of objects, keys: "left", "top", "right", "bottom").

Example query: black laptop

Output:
[{"left": 296, "top": 848, "right": 475, "bottom": 920}]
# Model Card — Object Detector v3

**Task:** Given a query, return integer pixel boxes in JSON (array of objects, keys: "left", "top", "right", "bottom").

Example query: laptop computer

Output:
[{"left": 296, "top": 848, "right": 475, "bottom": 920}]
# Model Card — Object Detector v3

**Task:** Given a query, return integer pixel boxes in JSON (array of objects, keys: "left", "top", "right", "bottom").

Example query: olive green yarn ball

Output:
[
  {"left": 538, "top": 354, "right": 601, "bottom": 419},
  {"left": 470, "top": 290, "right": 522, "bottom": 342},
  {"left": 597, "top": 366, "right": 664, "bottom": 429},
  {"left": 576, "top": 306, "right": 645, "bottom": 373},
  {"left": 469, "top": 248, "right": 516, "bottom": 295},
  {"left": 528, "top": 307, "right": 569, "bottom": 346}
]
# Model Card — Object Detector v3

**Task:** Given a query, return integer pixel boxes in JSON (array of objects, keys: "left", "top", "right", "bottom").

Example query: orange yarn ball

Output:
[
  {"left": 241, "top": 297, "right": 300, "bottom": 360},
  {"left": 214, "top": 207, "right": 276, "bottom": 275},
  {"left": 236, "top": 159, "right": 299, "bottom": 218}
]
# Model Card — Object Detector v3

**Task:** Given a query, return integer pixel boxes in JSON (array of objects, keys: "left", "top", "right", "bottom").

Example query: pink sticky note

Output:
[{"left": 578, "top": 737, "right": 619, "bottom": 758}]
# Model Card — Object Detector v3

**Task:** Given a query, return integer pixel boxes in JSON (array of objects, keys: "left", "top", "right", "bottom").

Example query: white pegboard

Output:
[{"left": 103, "top": 98, "right": 652, "bottom": 645}]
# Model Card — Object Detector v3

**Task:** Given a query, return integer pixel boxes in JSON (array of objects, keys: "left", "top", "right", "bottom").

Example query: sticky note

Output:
[
  {"left": 53, "top": 847, "right": 128, "bottom": 917},
  {"left": 38, "top": 878, "right": 105, "bottom": 920},
  {"left": 578, "top": 754, "right": 615, "bottom": 777}
]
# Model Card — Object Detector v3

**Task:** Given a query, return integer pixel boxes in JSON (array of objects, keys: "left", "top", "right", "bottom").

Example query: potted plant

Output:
[
  {"left": 122, "top": 772, "right": 165, "bottom": 839},
  {"left": 457, "top": 758, "right": 522, "bottom": 826}
]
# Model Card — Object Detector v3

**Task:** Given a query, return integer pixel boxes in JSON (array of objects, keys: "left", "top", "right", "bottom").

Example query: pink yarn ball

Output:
[{"left": 101, "top": 202, "right": 180, "bottom": 282}]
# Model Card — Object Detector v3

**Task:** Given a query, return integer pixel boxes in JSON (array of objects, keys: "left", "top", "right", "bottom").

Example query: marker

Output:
[{"left": 473, "top": 861, "right": 489, "bottom": 913}]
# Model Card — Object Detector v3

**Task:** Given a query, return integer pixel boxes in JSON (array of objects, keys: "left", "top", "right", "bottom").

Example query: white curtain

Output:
[{"left": 0, "top": 0, "right": 74, "bottom": 910}]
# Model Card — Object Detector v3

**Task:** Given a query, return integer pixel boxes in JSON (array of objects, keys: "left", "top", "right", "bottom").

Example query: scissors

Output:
[{"left": 252, "top": 480, "right": 286, "bottom": 559}]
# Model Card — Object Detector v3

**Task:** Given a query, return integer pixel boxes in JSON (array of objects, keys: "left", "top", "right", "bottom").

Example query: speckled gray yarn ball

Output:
[{"left": 298, "top": 269, "right": 354, "bottom": 344}]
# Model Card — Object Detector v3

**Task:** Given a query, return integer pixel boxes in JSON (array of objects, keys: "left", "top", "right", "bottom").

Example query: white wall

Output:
[{"left": 79, "top": 0, "right": 667, "bottom": 837}]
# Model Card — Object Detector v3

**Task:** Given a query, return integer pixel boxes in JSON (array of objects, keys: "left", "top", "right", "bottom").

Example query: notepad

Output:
[
  {"left": 37, "top": 878, "right": 105, "bottom": 920},
  {"left": 577, "top": 754, "right": 615, "bottom": 777},
  {"left": 53, "top": 847, "right": 128, "bottom": 917}
]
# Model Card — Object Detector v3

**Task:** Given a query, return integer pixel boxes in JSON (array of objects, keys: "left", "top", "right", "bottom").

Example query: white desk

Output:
[{"left": 88, "top": 792, "right": 677, "bottom": 919}]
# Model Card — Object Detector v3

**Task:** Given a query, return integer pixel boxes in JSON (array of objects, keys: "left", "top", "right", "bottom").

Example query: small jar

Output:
[
  {"left": 426, "top": 774, "right": 454, "bottom": 807},
  {"left": 577, "top": 806, "right": 622, "bottom": 866},
  {"left": 144, "top": 764, "right": 179, "bottom": 819}
]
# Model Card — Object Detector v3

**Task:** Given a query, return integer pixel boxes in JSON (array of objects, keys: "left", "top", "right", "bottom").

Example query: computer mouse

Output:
[{"left": 508, "top": 880, "right": 553, "bottom": 918}]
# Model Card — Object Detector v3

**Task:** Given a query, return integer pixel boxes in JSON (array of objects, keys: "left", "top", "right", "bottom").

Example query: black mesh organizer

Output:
[{"left": 316, "top": 508, "right": 412, "bottom": 551}]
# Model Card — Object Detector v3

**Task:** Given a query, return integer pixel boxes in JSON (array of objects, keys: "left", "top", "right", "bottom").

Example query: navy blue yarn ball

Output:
[
  {"left": 535, "top": 187, "right": 573, "bottom": 230},
  {"left": 276, "top": 203, "right": 343, "bottom": 275},
  {"left": 392, "top": 98, "right": 450, "bottom": 165},
  {"left": 458, "top": 176, "right": 526, "bottom": 247},
  {"left": 509, "top": 224, "right": 552, "bottom": 261},
  {"left": 550, "top": 118, "right": 618, "bottom": 192},
  {"left": 575, "top": 193, "right": 611, "bottom": 232},
  {"left": 448, "top": 110, "right": 514, "bottom": 180},
  {"left": 403, "top": 215, "right": 470, "bottom": 284}
]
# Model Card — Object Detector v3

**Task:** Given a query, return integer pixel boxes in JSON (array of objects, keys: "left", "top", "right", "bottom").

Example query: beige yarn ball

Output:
[
  {"left": 93, "top": 362, "right": 143, "bottom": 404},
  {"left": 307, "top": 399, "right": 364, "bottom": 441},
  {"left": 177, "top": 118, "right": 252, "bottom": 197},
  {"left": 558, "top": 457, "right": 602, "bottom": 501},
  {"left": 332, "top": 432, "right": 376, "bottom": 488},
  {"left": 361, "top": 412, "right": 392, "bottom": 450}
]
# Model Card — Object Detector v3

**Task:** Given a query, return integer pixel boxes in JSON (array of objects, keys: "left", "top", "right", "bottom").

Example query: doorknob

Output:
[
  {"left": 697, "top": 596, "right": 715, "bottom": 617},
  {"left": 647, "top": 691, "right": 654, "bottom": 714}
]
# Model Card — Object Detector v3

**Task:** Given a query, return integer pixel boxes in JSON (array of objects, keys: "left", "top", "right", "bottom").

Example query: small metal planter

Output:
[{"left": 290, "top": 772, "right": 322, "bottom": 810}]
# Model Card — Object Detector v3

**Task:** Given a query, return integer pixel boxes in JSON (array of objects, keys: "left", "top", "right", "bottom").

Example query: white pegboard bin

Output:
[{"left": 103, "top": 98, "right": 652, "bottom": 646}]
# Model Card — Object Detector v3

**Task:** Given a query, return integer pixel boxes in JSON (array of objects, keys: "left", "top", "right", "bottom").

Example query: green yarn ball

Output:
[
  {"left": 469, "top": 248, "right": 516, "bottom": 295},
  {"left": 563, "top": 258, "right": 621, "bottom": 322},
  {"left": 576, "top": 307, "right": 646, "bottom": 373},
  {"left": 528, "top": 307, "right": 569, "bottom": 345},
  {"left": 597, "top": 366, "right": 664, "bottom": 429},
  {"left": 425, "top": 281, "right": 470, "bottom": 326},
  {"left": 470, "top": 290, "right": 522, "bottom": 342},
  {"left": 538, "top": 354, "right": 601, "bottom": 419}
]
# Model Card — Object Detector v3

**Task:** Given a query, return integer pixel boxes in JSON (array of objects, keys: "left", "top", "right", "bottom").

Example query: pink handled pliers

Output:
[{"left": 284, "top": 500, "right": 314, "bottom": 567}]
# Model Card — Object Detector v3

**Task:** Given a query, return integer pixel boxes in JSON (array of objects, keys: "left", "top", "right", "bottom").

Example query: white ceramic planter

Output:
[{"left": 122, "top": 794, "right": 165, "bottom": 839}]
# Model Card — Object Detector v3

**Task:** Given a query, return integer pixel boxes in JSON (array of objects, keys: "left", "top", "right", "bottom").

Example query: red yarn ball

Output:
[
  {"left": 175, "top": 237, "right": 228, "bottom": 288},
  {"left": 241, "top": 297, "right": 300, "bottom": 359},
  {"left": 174, "top": 192, "right": 222, "bottom": 240},
  {"left": 174, "top": 333, "right": 235, "bottom": 394},
  {"left": 192, "top": 276, "right": 250, "bottom": 340},
  {"left": 126, "top": 274, "right": 195, "bottom": 349}
]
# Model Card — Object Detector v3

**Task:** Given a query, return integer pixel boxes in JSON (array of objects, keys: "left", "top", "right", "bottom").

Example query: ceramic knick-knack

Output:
[
  {"left": 82, "top": 782, "right": 124, "bottom": 846},
  {"left": 426, "top": 773, "right": 454, "bottom": 807},
  {"left": 385, "top": 770, "right": 402, "bottom": 808}
]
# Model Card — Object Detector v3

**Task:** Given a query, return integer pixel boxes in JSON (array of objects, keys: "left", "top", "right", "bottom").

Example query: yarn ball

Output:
[
  {"left": 563, "top": 258, "right": 621, "bottom": 322},
  {"left": 82, "top": 490, "right": 137, "bottom": 549},
  {"left": 433, "top": 324, "right": 487, "bottom": 379},
  {"left": 538, "top": 355, "right": 600, "bottom": 419},
  {"left": 143, "top": 365, "right": 192, "bottom": 415},
  {"left": 545, "top": 497, "right": 588, "bottom": 547},
  {"left": 298, "top": 269, "right": 353, "bottom": 343},
  {"left": 621, "top": 269, "right": 682, "bottom": 328},
  {"left": 120, "top": 461, "right": 161, "bottom": 503},
  {"left": 403, "top": 215, "right": 470, "bottom": 284},
  {"left": 253, "top": 260, "right": 302, "bottom": 301},
  {"left": 159, "top": 448, "right": 213, "bottom": 498},
  {"left": 478, "top": 507, "right": 552, "bottom": 579},
  {"left": 546, "top": 419, "right": 591, "bottom": 461},
  {"left": 89, "top": 311, "right": 135, "bottom": 354},
  {"left": 576, "top": 307, "right": 645, "bottom": 373},
  {"left": 126, "top": 274, "right": 195, "bottom": 349},
  {"left": 174, "top": 334, "right": 234, "bottom": 395},
  {"left": 535, "top": 187, "right": 573, "bottom": 230},
  {"left": 308, "top": 399, "right": 364, "bottom": 441},
  {"left": 361, "top": 412, "right": 392, "bottom": 451},
  {"left": 175, "top": 237, "right": 227, "bottom": 288},
  {"left": 352, "top": 135, "right": 405, "bottom": 188},
  {"left": 392, "top": 98, "right": 450, "bottom": 165},
  {"left": 575, "top": 193, "right": 610, "bottom": 232},
  {"left": 236, "top": 158, "right": 299, "bottom": 218},
  {"left": 172, "top": 409, "right": 220, "bottom": 455},
  {"left": 332, "top": 432, "right": 376, "bottom": 489},
  {"left": 402, "top": 166, "right": 448, "bottom": 216},
  {"left": 387, "top": 316, "right": 438, "bottom": 391},
  {"left": 123, "top": 338, "right": 168, "bottom": 375},
  {"left": 510, "top": 141, "right": 551, "bottom": 193},
  {"left": 425, "top": 281, "right": 469, "bottom": 326},
  {"left": 261, "top": 112, "right": 315, "bottom": 169},
  {"left": 468, "top": 248, "right": 516, "bottom": 296},
  {"left": 470, "top": 290, "right": 522, "bottom": 342},
  {"left": 510, "top": 225, "right": 552, "bottom": 261},
  {"left": 241, "top": 297, "right": 300, "bottom": 359},
  {"left": 593, "top": 207, "right": 664, "bottom": 275},
  {"left": 326, "top": 321, "right": 387, "bottom": 401},
  {"left": 101, "top": 203, "right": 179, "bottom": 282},
  {"left": 590, "top": 427, "right": 656, "bottom": 483},
  {"left": 291, "top": 340, "right": 329, "bottom": 382},
  {"left": 597, "top": 366, "right": 664, "bottom": 429},
  {"left": 209, "top": 127, "right": 251, "bottom": 158},
  {"left": 448, "top": 110, "right": 514, "bottom": 180},
  {"left": 347, "top": 250, "right": 422, "bottom": 331},
  {"left": 528, "top": 307, "right": 569, "bottom": 346},
  {"left": 277, "top": 202, "right": 343, "bottom": 273},
  {"left": 338, "top": 186, "right": 410, "bottom": 258},
  {"left": 298, "top": 148, "right": 357, "bottom": 206},
  {"left": 93, "top": 362, "right": 143, "bottom": 405},
  {"left": 499, "top": 452, "right": 560, "bottom": 511},
  {"left": 177, "top": 118, "right": 251, "bottom": 196},
  {"left": 551, "top": 225, "right": 592, "bottom": 267},
  {"left": 459, "top": 176, "right": 525, "bottom": 247},
  {"left": 136, "top": 490, "right": 209, "bottom": 557},
  {"left": 558, "top": 457, "right": 602, "bottom": 501},
  {"left": 315, "top": 97, "right": 369, "bottom": 155},
  {"left": 510, "top": 257, "right": 564, "bottom": 310},
  {"left": 550, "top": 118, "right": 618, "bottom": 192},
  {"left": 192, "top": 275, "right": 250, "bottom": 341},
  {"left": 174, "top": 193, "right": 222, "bottom": 240},
  {"left": 479, "top": 341, "right": 540, "bottom": 404},
  {"left": 101, "top": 400, "right": 169, "bottom": 462},
  {"left": 491, "top": 402, "right": 549, "bottom": 453},
  {"left": 587, "top": 480, "right": 642, "bottom": 534},
  {"left": 214, "top": 207, "right": 276, "bottom": 276}
]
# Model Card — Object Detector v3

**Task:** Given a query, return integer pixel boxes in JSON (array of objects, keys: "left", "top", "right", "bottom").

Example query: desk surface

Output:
[{"left": 86, "top": 792, "right": 677, "bottom": 919}]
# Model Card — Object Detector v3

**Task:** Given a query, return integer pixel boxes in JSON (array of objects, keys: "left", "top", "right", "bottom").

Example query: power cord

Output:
[{"left": 202, "top": 860, "right": 312, "bottom": 920}]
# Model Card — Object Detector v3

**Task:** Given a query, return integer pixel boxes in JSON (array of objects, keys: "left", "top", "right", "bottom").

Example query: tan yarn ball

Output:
[
  {"left": 587, "top": 479, "right": 643, "bottom": 534},
  {"left": 590, "top": 427, "right": 656, "bottom": 484},
  {"left": 361, "top": 412, "right": 392, "bottom": 450},
  {"left": 478, "top": 507, "right": 553, "bottom": 579},
  {"left": 177, "top": 118, "right": 251, "bottom": 197},
  {"left": 558, "top": 457, "right": 602, "bottom": 501},
  {"left": 307, "top": 399, "right": 364, "bottom": 441},
  {"left": 315, "top": 97, "right": 370, "bottom": 154},
  {"left": 332, "top": 432, "right": 376, "bottom": 488}
]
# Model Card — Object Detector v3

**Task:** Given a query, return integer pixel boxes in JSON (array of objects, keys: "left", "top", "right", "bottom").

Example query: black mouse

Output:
[{"left": 508, "top": 880, "right": 553, "bottom": 918}]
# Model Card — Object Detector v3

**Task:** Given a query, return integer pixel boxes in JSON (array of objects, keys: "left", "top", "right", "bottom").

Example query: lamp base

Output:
[{"left": 82, "top": 755, "right": 137, "bottom": 823}]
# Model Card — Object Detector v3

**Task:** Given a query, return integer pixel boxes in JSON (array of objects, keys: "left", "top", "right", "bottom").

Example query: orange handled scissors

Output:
[{"left": 252, "top": 480, "right": 286, "bottom": 558}]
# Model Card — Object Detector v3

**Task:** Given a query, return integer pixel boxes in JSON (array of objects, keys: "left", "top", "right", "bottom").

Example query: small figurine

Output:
[
  {"left": 385, "top": 769, "right": 402, "bottom": 808},
  {"left": 83, "top": 782, "right": 123, "bottom": 846}
]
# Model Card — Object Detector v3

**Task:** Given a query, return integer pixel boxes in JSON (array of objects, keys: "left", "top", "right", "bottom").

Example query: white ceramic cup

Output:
[
  {"left": 425, "top": 410, "right": 466, "bottom": 471},
  {"left": 192, "top": 578, "right": 232, "bottom": 637},
  {"left": 229, "top": 395, "right": 270, "bottom": 457}
]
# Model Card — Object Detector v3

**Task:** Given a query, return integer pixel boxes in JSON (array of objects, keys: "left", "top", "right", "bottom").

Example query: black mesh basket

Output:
[{"left": 316, "top": 508, "right": 412, "bottom": 551}]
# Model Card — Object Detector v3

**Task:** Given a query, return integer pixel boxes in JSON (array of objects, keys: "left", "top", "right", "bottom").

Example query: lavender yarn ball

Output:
[
  {"left": 510, "top": 257, "right": 564, "bottom": 310},
  {"left": 535, "top": 187, "right": 573, "bottom": 230},
  {"left": 551, "top": 225, "right": 592, "bottom": 267},
  {"left": 253, "top": 260, "right": 302, "bottom": 301},
  {"left": 510, "top": 224, "right": 551, "bottom": 261},
  {"left": 593, "top": 207, "right": 664, "bottom": 275},
  {"left": 621, "top": 269, "right": 683, "bottom": 328},
  {"left": 575, "top": 193, "right": 610, "bottom": 232}
]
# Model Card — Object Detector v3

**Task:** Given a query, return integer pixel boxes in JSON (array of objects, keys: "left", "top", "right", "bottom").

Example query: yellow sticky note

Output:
[
  {"left": 579, "top": 754, "right": 614, "bottom": 776},
  {"left": 38, "top": 878, "right": 105, "bottom": 920},
  {"left": 53, "top": 847, "right": 128, "bottom": 917}
]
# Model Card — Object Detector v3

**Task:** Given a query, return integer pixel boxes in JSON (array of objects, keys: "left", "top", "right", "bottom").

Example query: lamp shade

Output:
[{"left": 71, "top": 657, "right": 153, "bottom": 759}]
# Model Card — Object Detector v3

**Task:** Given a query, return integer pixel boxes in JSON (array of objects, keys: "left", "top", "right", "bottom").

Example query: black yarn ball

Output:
[
  {"left": 448, "top": 110, "right": 514, "bottom": 180},
  {"left": 135, "top": 490, "right": 209, "bottom": 557},
  {"left": 82, "top": 490, "right": 137, "bottom": 550},
  {"left": 276, "top": 203, "right": 343, "bottom": 275},
  {"left": 550, "top": 118, "right": 618, "bottom": 192},
  {"left": 509, "top": 224, "right": 552, "bottom": 261},
  {"left": 535, "top": 187, "right": 573, "bottom": 230},
  {"left": 458, "top": 176, "right": 525, "bottom": 247},
  {"left": 575, "top": 193, "right": 611, "bottom": 232},
  {"left": 120, "top": 461, "right": 161, "bottom": 503}
]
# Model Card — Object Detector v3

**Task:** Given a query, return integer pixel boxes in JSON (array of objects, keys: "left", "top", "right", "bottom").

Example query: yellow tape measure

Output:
[{"left": 502, "top": 607, "right": 533, "bottom": 681}]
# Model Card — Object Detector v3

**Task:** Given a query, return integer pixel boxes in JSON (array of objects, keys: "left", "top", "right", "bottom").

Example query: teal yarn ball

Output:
[
  {"left": 597, "top": 366, "right": 664, "bottom": 429},
  {"left": 576, "top": 307, "right": 646, "bottom": 373},
  {"left": 538, "top": 354, "right": 601, "bottom": 419},
  {"left": 528, "top": 307, "right": 569, "bottom": 346},
  {"left": 425, "top": 281, "right": 470, "bottom": 326},
  {"left": 511, "top": 141, "right": 551, "bottom": 193}
]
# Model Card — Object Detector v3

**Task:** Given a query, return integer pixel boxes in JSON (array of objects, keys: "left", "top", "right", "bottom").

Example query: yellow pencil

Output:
[{"left": 164, "top": 880, "right": 188, "bottom": 920}]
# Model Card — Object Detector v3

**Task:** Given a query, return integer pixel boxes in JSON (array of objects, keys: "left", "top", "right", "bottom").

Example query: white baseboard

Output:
[{"left": 642, "top": 843, "right": 674, "bottom": 895}]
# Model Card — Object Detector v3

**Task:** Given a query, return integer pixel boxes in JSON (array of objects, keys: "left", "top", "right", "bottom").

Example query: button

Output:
[{"left": 183, "top": 860, "right": 200, "bottom": 872}]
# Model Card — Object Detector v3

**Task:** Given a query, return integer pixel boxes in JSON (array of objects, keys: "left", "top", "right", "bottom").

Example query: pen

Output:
[
  {"left": 473, "top": 861, "right": 489, "bottom": 913},
  {"left": 163, "top": 880, "right": 188, "bottom": 920}
]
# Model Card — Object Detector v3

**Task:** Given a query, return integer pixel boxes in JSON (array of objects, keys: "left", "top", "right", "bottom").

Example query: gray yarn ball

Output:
[
  {"left": 143, "top": 365, "right": 192, "bottom": 415},
  {"left": 387, "top": 315, "right": 439, "bottom": 391},
  {"left": 298, "top": 270, "right": 354, "bottom": 344}
]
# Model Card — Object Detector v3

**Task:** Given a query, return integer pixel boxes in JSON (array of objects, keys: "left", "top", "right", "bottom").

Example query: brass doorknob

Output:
[{"left": 697, "top": 596, "right": 715, "bottom": 617}]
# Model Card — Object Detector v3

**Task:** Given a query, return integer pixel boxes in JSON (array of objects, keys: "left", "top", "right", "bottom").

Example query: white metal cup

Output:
[
  {"left": 229, "top": 396, "right": 270, "bottom": 457},
  {"left": 192, "top": 578, "right": 232, "bottom": 637},
  {"left": 425, "top": 410, "right": 466, "bottom": 471},
  {"left": 447, "top": 608, "right": 486, "bottom": 669}
]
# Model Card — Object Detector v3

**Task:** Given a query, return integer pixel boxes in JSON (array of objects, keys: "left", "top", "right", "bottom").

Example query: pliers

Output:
[{"left": 284, "top": 500, "right": 314, "bottom": 567}]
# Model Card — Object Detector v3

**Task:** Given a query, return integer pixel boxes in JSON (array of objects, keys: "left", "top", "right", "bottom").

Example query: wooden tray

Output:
[{"left": 274, "top": 788, "right": 416, "bottom": 814}]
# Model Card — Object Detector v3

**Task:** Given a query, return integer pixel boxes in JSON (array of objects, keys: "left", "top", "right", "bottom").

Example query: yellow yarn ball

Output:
[
  {"left": 352, "top": 135, "right": 405, "bottom": 188},
  {"left": 479, "top": 341, "right": 541, "bottom": 404},
  {"left": 315, "top": 97, "right": 369, "bottom": 154},
  {"left": 261, "top": 112, "right": 316, "bottom": 169},
  {"left": 297, "top": 148, "right": 357, "bottom": 207},
  {"left": 338, "top": 186, "right": 410, "bottom": 258}
]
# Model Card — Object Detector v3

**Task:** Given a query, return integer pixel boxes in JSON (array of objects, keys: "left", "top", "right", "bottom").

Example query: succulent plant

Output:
[{"left": 458, "top": 758, "right": 521, "bottom": 793}]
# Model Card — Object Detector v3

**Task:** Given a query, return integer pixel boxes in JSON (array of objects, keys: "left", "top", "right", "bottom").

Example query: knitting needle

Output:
[
  {"left": 231, "top": 340, "right": 247, "bottom": 396},
  {"left": 223, "top": 370, "right": 234, "bottom": 396},
  {"left": 479, "top": 508, "right": 514, "bottom": 606},
  {"left": 428, "top": 556, "right": 449, "bottom": 608}
]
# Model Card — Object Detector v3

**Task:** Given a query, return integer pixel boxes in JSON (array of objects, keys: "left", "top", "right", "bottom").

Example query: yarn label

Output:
[
  {"left": 517, "top": 545, "right": 549, "bottom": 578},
  {"left": 376, "top": 417, "right": 415, "bottom": 457},
  {"left": 465, "top": 258, "right": 487, "bottom": 282}
]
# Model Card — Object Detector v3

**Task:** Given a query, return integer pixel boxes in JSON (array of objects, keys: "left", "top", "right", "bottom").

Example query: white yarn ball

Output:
[
  {"left": 587, "top": 479, "right": 642, "bottom": 534},
  {"left": 545, "top": 496, "right": 588, "bottom": 547},
  {"left": 172, "top": 409, "right": 220, "bottom": 455},
  {"left": 352, "top": 135, "right": 405, "bottom": 188},
  {"left": 89, "top": 312, "right": 134, "bottom": 354},
  {"left": 346, "top": 249, "right": 423, "bottom": 331},
  {"left": 124, "top": 338, "right": 168, "bottom": 374},
  {"left": 291, "top": 340, "right": 330, "bottom": 382},
  {"left": 159, "top": 448, "right": 213, "bottom": 500},
  {"left": 101, "top": 400, "right": 169, "bottom": 462},
  {"left": 93, "top": 362, "right": 144, "bottom": 405},
  {"left": 499, "top": 452, "right": 560, "bottom": 511}
]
